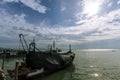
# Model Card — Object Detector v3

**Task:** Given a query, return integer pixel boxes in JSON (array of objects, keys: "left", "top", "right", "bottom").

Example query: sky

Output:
[{"left": 0, "top": 0, "right": 120, "bottom": 49}]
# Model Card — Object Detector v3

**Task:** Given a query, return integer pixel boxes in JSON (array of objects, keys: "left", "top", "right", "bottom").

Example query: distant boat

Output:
[{"left": 7, "top": 34, "right": 75, "bottom": 80}]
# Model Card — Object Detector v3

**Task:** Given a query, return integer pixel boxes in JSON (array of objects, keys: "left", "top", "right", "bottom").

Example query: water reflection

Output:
[
  {"left": 1, "top": 49, "right": 120, "bottom": 80},
  {"left": 91, "top": 73, "right": 99, "bottom": 77}
]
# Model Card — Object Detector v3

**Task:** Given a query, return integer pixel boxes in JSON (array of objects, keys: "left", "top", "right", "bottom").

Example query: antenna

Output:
[
  {"left": 32, "top": 37, "right": 35, "bottom": 47},
  {"left": 69, "top": 44, "right": 71, "bottom": 52}
]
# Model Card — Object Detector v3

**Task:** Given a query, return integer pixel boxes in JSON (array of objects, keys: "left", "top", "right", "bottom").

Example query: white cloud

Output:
[
  {"left": 70, "top": 7, "right": 120, "bottom": 45},
  {"left": 0, "top": 9, "right": 66, "bottom": 44},
  {"left": 2, "top": 0, "right": 19, "bottom": 2},
  {"left": 77, "top": 0, "right": 113, "bottom": 19},
  {"left": 61, "top": 6, "right": 66, "bottom": 11},
  {"left": 0, "top": 8, "right": 36, "bottom": 38},
  {"left": 117, "top": 0, "right": 120, "bottom": 4},
  {"left": 0, "top": 5, "right": 120, "bottom": 47},
  {"left": 106, "top": 9, "right": 120, "bottom": 21},
  {"left": 105, "top": 0, "right": 112, "bottom": 7},
  {"left": 107, "top": 2, "right": 112, "bottom": 7},
  {"left": 81, "top": 0, "right": 105, "bottom": 17},
  {"left": 61, "top": 2, "right": 66, "bottom": 11},
  {"left": 20, "top": 0, "right": 47, "bottom": 13},
  {"left": 75, "top": 9, "right": 120, "bottom": 42},
  {"left": 0, "top": 9, "right": 83, "bottom": 46},
  {"left": 2, "top": 0, "right": 47, "bottom": 13},
  {"left": 75, "top": 20, "right": 86, "bottom": 25}
]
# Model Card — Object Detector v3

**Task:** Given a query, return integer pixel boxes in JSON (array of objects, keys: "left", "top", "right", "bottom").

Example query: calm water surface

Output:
[{"left": 1, "top": 49, "right": 120, "bottom": 80}]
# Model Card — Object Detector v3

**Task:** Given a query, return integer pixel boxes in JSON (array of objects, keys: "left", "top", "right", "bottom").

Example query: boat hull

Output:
[{"left": 8, "top": 51, "right": 75, "bottom": 80}]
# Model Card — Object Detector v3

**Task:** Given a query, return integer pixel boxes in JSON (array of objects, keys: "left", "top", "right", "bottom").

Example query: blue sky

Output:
[{"left": 0, "top": 0, "right": 120, "bottom": 49}]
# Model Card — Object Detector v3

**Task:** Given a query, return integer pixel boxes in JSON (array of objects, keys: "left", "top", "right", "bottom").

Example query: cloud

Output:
[
  {"left": 0, "top": 8, "right": 72, "bottom": 47},
  {"left": 61, "top": 5, "right": 66, "bottom": 11},
  {"left": 61, "top": 2, "right": 66, "bottom": 11},
  {"left": 75, "top": 9, "right": 120, "bottom": 42},
  {"left": 1, "top": 8, "right": 120, "bottom": 44},
  {"left": 81, "top": 0, "right": 105, "bottom": 17},
  {"left": 107, "top": 2, "right": 112, "bottom": 7},
  {"left": 2, "top": 0, "right": 19, "bottom": 2},
  {"left": 71, "top": 5, "right": 120, "bottom": 46},
  {"left": 20, "top": 0, "right": 47, "bottom": 13},
  {"left": 76, "top": 0, "right": 113, "bottom": 19},
  {"left": 0, "top": 1, "right": 120, "bottom": 48},
  {"left": 117, "top": 0, "right": 120, "bottom": 4},
  {"left": 105, "top": 0, "right": 112, "bottom": 7},
  {"left": 0, "top": 8, "right": 38, "bottom": 38},
  {"left": 0, "top": 8, "right": 85, "bottom": 47},
  {"left": 2, "top": 0, "right": 47, "bottom": 13}
]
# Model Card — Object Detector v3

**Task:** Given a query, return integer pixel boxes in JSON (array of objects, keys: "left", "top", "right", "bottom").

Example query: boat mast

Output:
[
  {"left": 53, "top": 41, "right": 55, "bottom": 50},
  {"left": 33, "top": 38, "right": 35, "bottom": 53}
]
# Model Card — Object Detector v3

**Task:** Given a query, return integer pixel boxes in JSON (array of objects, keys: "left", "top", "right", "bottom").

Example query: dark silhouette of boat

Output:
[{"left": 7, "top": 34, "right": 75, "bottom": 80}]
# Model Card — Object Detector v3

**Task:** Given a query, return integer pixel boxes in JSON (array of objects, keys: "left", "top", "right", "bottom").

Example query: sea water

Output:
[
  {"left": 42, "top": 49, "right": 120, "bottom": 80},
  {"left": 1, "top": 49, "right": 120, "bottom": 80}
]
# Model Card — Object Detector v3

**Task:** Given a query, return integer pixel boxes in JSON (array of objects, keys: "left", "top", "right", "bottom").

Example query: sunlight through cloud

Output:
[{"left": 82, "top": 0, "right": 104, "bottom": 17}]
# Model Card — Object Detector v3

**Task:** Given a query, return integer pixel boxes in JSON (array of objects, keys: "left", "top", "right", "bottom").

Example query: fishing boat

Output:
[{"left": 7, "top": 34, "right": 75, "bottom": 80}]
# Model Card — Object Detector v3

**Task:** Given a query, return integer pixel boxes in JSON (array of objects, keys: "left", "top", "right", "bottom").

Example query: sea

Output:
[{"left": 1, "top": 49, "right": 120, "bottom": 80}]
